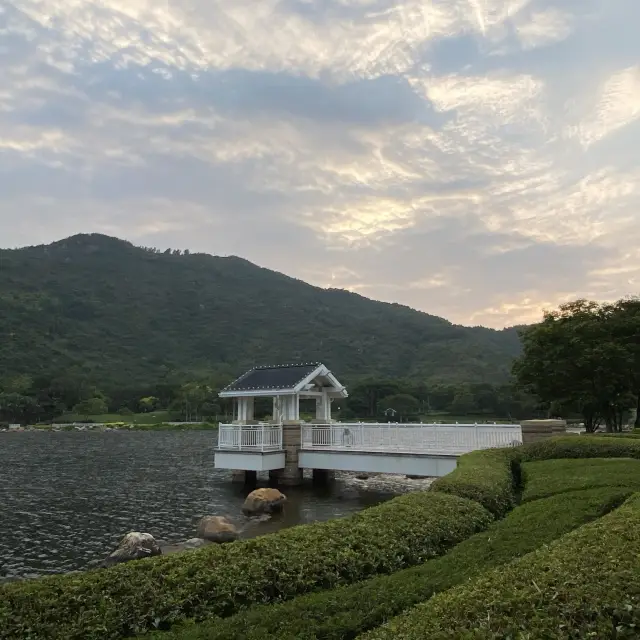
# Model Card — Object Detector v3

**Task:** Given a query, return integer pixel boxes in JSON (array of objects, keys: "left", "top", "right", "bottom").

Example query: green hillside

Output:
[{"left": 0, "top": 234, "right": 521, "bottom": 390}]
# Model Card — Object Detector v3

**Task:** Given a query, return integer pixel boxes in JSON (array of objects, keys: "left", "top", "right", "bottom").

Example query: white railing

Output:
[
  {"left": 217, "top": 423, "right": 283, "bottom": 451},
  {"left": 301, "top": 423, "right": 522, "bottom": 455}
]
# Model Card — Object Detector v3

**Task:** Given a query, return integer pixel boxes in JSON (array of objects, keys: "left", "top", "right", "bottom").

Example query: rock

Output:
[
  {"left": 195, "top": 516, "right": 239, "bottom": 543},
  {"left": 103, "top": 532, "right": 161, "bottom": 567},
  {"left": 355, "top": 474, "right": 370, "bottom": 480},
  {"left": 406, "top": 475, "right": 426, "bottom": 480},
  {"left": 242, "top": 488, "right": 287, "bottom": 516},
  {"left": 161, "top": 538, "right": 211, "bottom": 555}
]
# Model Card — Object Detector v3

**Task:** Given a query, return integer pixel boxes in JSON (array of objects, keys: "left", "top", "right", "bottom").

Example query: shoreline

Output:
[{"left": 0, "top": 422, "right": 218, "bottom": 432}]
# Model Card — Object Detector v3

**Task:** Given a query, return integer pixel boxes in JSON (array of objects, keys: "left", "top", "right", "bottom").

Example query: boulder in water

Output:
[
  {"left": 195, "top": 516, "right": 239, "bottom": 543},
  {"left": 103, "top": 532, "right": 161, "bottom": 567},
  {"left": 242, "top": 488, "right": 287, "bottom": 516}
]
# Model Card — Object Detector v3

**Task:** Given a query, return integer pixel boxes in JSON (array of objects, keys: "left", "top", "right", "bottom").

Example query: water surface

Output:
[{"left": 0, "top": 431, "right": 395, "bottom": 580}]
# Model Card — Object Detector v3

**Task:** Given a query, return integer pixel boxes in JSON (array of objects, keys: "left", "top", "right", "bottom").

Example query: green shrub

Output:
[
  {"left": 0, "top": 492, "right": 490, "bottom": 640},
  {"left": 593, "top": 432, "right": 640, "bottom": 440},
  {"left": 430, "top": 448, "right": 521, "bottom": 518},
  {"left": 522, "top": 458, "right": 640, "bottom": 502},
  {"left": 362, "top": 493, "right": 640, "bottom": 640},
  {"left": 522, "top": 434, "right": 640, "bottom": 461},
  {"left": 145, "top": 486, "right": 631, "bottom": 640}
]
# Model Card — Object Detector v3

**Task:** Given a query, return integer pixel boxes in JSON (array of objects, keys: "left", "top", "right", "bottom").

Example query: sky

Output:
[{"left": 1, "top": 0, "right": 639, "bottom": 328}]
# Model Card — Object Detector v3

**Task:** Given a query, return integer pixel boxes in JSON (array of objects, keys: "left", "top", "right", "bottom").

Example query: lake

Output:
[{"left": 0, "top": 431, "right": 399, "bottom": 581}]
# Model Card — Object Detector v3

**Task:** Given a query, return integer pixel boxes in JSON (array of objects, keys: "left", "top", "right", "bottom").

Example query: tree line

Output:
[
  {"left": 0, "top": 371, "right": 540, "bottom": 425},
  {"left": 1, "top": 296, "right": 637, "bottom": 428}
]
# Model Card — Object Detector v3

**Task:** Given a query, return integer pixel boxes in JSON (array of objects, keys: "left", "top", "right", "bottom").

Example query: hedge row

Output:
[
  {"left": 149, "top": 486, "right": 631, "bottom": 640},
  {"left": 362, "top": 492, "right": 640, "bottom": 639},
  {"left": 522, "top": 457, "right": 640, "bottom": 502},
  {"left": 429, "top": 448, "right": 521, "bottom": 518},
  {"left": 521, "top": 434, "right": 640, "bottom": 461},
  {"left": 0, "top": 491, "right": 490, "bottom": 640}
]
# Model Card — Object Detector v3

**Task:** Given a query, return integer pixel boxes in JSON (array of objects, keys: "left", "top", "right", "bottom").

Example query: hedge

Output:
[
  {"left": 522, "top": 457, "right": 640, "bottom": 502},
  {"left": 0, "top": 491, "right": 490, "bottom": 640},
  {"left": 430, "top": 448, "right": 521, "bottom": 518},
  {"left": 362, "top": 492, "right": 640, "bottom": 640},
  {"left": 521, "top": 434, "right": 640, "bottom": 462},
  {"left": 148, "top": 486, "right": 631, "bottom": 640}
]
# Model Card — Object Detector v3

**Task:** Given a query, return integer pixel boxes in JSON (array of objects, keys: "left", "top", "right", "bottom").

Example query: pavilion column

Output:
[
  {"left": 315, "top": 391, "right": 332, "bottom": 422},
  {"left": 279, "top": 394, "right": 300, "bottom": 421},
  {"left": 236, "top": 397, "right": 254, "bottom": 423}
]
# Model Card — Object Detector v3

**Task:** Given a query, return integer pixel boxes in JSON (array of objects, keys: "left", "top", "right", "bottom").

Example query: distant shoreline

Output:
[{"left": 0, "top": 422, "right": 219, "bottom": 433}]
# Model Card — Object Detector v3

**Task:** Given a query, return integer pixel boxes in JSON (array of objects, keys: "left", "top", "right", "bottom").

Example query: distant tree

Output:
[
  {"left": 377, "top": 394, "right": 420, "bottom": 421},
  {"left": 0, "top": 393, "right": 41, "bottom": 424},
  {"left": 138, "top": 396, "right": 159, "bottom": 413},
  {"left": 348, "top": 379, "right": 402, "bottom": 417},
  {"left": 73, "top": 397, "right": 108, "bottom": 418},
  {"left": 449, "top": 388, "right": 477, "bottom": 416}
]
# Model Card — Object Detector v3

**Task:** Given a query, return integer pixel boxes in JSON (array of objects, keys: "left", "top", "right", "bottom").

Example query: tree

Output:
[
  {"left": 73, "top": 397, "right": 109, "bottom": 418},
  {"left": 347, "top": 379, "right": 401, "bottom": 417},
  {"left": 0, "top": 392, "right": 41, "bottom": 424},
  {"left": 138, "top": 396, "right": 159, "bottom": 413},
  {"left": 377, "top": 394, "right": 420, "bottom": 421},
  {"left": 449, "top": 388, "right": 477, "bottom": 416},
  {"left": 514, "top": 299, "right": 637, "bottom": 432},
  {"left": 176, "top": 381, "right": 215, "bottom": 422},
  {"left": 607, "top": 298, "right": 640, "bottom": 428}
]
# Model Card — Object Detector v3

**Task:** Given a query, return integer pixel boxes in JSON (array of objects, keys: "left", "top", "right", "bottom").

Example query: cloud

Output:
[{"left": 0, "top": 0, "right": 639, "bottom": 329}]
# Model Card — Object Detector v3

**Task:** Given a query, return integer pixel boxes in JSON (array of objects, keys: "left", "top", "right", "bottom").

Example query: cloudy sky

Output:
[{"left": 1, "top": 0, "right": 639, "bottom": 328}]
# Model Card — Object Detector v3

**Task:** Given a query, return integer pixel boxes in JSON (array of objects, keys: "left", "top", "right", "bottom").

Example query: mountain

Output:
[{"left": 0, "top": 234, "right": 522, "bottom": 391}]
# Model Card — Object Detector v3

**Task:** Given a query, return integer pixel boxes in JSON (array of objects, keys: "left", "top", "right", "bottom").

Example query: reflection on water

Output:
[{"left": 0, "top": 431, "right": 395, "bottom": 580}]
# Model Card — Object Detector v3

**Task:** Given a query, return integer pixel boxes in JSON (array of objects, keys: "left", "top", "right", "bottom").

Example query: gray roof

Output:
[{"left": 221, "top": 363, "right": 321, "bottom": 393}]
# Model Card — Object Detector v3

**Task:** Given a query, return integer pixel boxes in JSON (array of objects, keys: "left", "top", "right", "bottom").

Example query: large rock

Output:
[
  {"left": 103, "top": 532, "right": 161, "bottom": 567},
  {"left": 242, "top": 488, "right": 287, "bottom": 516},
  {"left": 195, "top": 516, "right": 239, "bottom": 543}
]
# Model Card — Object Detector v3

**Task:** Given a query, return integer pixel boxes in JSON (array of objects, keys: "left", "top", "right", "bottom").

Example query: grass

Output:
[
  {"left": 521, "top": 458, "right": 640, "bottom": 502},
  {"left": 145, "top": 486, "right": 630, "bottom": 640}
]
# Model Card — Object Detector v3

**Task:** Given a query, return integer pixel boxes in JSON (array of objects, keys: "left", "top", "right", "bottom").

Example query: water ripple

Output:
[{"left": 0, "top": 431, "right": 393, "bottom": 580}]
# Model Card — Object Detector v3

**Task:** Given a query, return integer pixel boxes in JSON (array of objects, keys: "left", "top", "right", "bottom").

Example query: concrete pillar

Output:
[
  {"left": 270, "top": 421, "right": 304, "bottom": 486},
  {"left": 521, "top": 419, "right": 566, "bottom": 444}
]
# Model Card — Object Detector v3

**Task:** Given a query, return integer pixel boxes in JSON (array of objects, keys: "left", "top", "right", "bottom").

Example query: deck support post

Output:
[{"left": 230, "top": 470, "right": 257, "bottom": 484}]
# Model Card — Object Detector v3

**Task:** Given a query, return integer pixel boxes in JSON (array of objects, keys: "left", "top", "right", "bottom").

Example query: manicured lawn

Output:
[
  {"left": 521, "top": 457, "right": 640, "bottom": 502},
  {"left": 149, "top": 486, "right": 630, "bottom": 640}
]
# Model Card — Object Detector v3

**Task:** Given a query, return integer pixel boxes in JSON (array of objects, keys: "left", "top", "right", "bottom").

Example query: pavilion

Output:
[{"left": 218, "top": 362, "right": 348, "bottom": 423}]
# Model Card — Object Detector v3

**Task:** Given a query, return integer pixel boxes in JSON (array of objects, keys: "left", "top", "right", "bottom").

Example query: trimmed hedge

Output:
[
  {"left": 147, "top": 486, "right": 631, "bottom": 640},
  {"left": 0, "top": 491, "right": 490, "bottom": 640},
  {"left": 522, "top": 458, "right": 640, "bottom": 502},
  {"left": 362, "top": 492, "right": 640, "bottom": 640},
  {"left": 430, "top": 448, "right": 521, "bottom": 518},
  {"left": 521, "top": 434, "right": 640, "bottom": 461}
]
